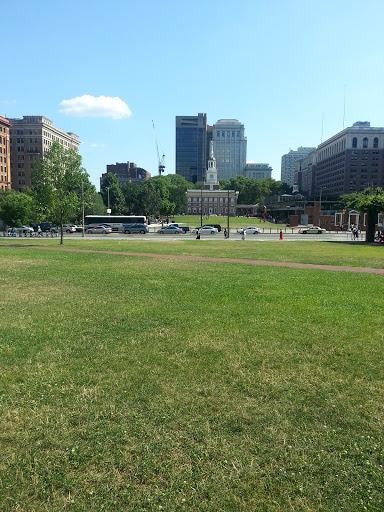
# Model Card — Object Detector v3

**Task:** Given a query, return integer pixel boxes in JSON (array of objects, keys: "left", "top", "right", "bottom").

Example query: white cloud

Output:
[
  {"left": 59, "top": 95, "right": 131, "bottom": 119},
  {"left": 89, "top": 143, "right": 106, "bottom": 148}
]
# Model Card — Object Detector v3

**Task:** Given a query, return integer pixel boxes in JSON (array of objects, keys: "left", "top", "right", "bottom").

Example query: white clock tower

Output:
[{"left": 205, "top": 141, "right": 219, "bottom": 190}]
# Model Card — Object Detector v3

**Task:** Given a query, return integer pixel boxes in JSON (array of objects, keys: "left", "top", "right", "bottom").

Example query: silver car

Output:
[
  {"left": 86, "top": 225, "right": 112, "bottom": 234},
  {"left": 157, "top": 226, "right": 184, "bottom": 234}
]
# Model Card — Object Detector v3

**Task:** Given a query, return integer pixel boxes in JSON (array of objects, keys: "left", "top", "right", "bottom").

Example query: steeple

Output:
[{"left": 205, "top": 141, "right": 219, "bottom": 190}]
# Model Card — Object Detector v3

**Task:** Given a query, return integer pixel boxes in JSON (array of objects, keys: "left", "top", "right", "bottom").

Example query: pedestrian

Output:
[
  {"left": 37, "top": 225, "right": 42, "bottom": 237},
  {"left": 196, "top": 230, "right": 200, "bottom": 240},
  {"left": 224, "top": 228, "right": 227, "bottom": 238},
  {"left": 241, "top": 229, "right": 245, "bottom": 241},
  {"left": 279, "top": 230, "right": 283, "bottom": 240}
]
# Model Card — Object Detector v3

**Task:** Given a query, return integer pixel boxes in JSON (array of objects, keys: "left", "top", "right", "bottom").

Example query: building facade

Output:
[
  {"left": 8, "top": 116, "right": 80, "bottom": 191},
  {"left": 186, "top": 142, "right": 238, "bottom": 215},
  {"left": 0, "top": 116, "right": 11, "bottom": 190},
  {"left": 100, "top": 162, "right": 150, "bottom": 188},
  {"left": 281, "top": 146, "right": 316, "bottom": 186},
  {"left": 243, "top": 162, "right": 272, "bottom": 180},
  {"left": 175, "top": 114, "right": 211, "bottom": 184},
  {"left": 315, "top": 122, "right": 384, "bottom": 197},
  {"left": 294, "top": 150, "right": 317, "bottom": 196},
  {"left": 212, "top": 119, "right": 247, "bottom": 180}
]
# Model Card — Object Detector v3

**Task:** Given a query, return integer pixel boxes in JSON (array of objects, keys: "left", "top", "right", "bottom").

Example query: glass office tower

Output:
[{"left": 176, "top": 114, "right": 211, "bottom": 184}]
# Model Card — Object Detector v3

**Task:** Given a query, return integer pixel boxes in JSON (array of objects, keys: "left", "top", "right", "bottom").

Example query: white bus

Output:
[{"left": 85, "top": 215, "right": 148, "bottom": 232}]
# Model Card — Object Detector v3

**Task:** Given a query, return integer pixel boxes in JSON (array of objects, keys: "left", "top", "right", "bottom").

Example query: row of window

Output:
[
  {"left": 216, "top": 131, "right": 241, "bottom": 138},
  {"left": 11, "top": 129, "right": 39, "bottom": 136},
  {"left": 352, "top": 137, "right": 379, "bottom": 149}
]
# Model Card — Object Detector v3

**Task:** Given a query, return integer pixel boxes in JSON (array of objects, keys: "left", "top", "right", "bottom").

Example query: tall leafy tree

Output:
[
  {"left": 339, "top": 188, "right": 384, "bottom": 242},
  {"left": 140, "top": 180, "right": 163, "bottom": 218},
  {"left": 32, "top": 141, "right": 89, "bottom": 244},
  {"left": 0, "top": 190, "right": 33, "bottom": 228},
  {"left": 100, "top": 173, "right": 125, "bottom": 214},
  {"left": 121, "top": 181, "right": 141, "bottom": 214}
]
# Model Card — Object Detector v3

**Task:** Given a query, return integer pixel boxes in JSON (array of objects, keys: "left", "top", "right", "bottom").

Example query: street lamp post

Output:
[
  {"left": 106, "top": 186, "right": 111, "bottom": 215},
  {"left": 318, "top": 187, "right": 325, "bottom": 227},
  {"left": 227, "top": 188, "right": 230, "bottom": 238},
  {"left": 200, "top": 186, "right": 203, "bottom": 228}
]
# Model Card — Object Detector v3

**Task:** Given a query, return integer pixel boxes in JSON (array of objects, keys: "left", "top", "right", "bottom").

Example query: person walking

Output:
[
  {"left": 224, "top": 228, "right": 227, "bottom": 238},
  {"left": 196, "top": 229, "right": 201, "bottom": 240},
  {"left": 279, "top": 230, "right": 283, "bottom": 240}
]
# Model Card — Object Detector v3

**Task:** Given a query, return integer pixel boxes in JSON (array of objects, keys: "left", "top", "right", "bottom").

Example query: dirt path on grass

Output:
[{"left": 4, "top": 244, "right": 384, "bottom": 274}]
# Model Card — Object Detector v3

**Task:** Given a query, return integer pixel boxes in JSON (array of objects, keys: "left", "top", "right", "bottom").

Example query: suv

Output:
[{"left": 123, "top": 223, "right": 148, "bottom": 234}]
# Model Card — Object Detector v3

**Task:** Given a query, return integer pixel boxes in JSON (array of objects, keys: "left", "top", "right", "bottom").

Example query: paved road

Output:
[{"left": 48, "top": 231, "right": 364, "bottom": 242}]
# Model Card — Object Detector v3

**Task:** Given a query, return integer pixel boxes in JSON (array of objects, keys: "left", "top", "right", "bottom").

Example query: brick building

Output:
[
  {"left": 0, "top": 116, "right": 11, "bottom": 190},
  {"left": 100, "top": 162, "right": 150, "bottom": 188}
]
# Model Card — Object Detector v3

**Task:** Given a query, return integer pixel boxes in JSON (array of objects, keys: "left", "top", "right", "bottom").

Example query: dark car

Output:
[
  {"left": 203, "top": 224, "right": 221, "bottom": 232},
  {"left": 123, "top": 223, "right": 148, "bottom": 234}
]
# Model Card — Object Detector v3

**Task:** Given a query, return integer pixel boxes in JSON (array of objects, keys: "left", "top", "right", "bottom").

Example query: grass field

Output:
[
  {"left": 1, "top": 243, "right": 383, "bottom": 511},
  {"left": 2, "top": 237, "right": 384, "bottom": 269}
]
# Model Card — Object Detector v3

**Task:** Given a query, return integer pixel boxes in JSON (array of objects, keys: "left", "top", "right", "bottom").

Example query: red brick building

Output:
[{"left": 0, "top": 116, "right": 11, "bottom": 190}]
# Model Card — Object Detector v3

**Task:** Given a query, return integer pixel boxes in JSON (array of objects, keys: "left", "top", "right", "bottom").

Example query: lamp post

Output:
[
  {"left": 200, "top": 186, "right": 203, "bottom": 228},
  {"left": 106, "top": 186, "right": 111, "bottom": 215},
  {"left": 227, "top": 188, "right": 230, "bottom": 238},
  {"left": 82, "top": 181, "right": 85, "bottom": 238},
  {"left": 318, "top": 187, "right": 325, "bottom": 227}
]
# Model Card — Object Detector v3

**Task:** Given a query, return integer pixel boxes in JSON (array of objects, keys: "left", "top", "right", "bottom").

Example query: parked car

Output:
[
  {"left": 298, "top": 226, "right": 326, "bottom": 234},
  {"left": 203, "top": 224, "right": 222, "bottom": 232},
  {"left": 157, "top": 226, "right": 184, "bottom": 234},
  {"left": 62, "top": 224, "right": 76, "bottom": 233},
  {"left": 72, "top": 225, "right": 84, "bottom": 232},
  {"left": 169, "top": 223, "right": 189, "bottom": 232},
  {"left": 192, "top": 226, "right": 218, "bottom": 234},
  {"left": 123, "top": 223, "right": 148, "bottom": 234},
  {"left": 86, "top": 225, "right": 112, "bottom": 234},
  {"left": 237, "top": 226, "right": 261, "bottom": 235}
]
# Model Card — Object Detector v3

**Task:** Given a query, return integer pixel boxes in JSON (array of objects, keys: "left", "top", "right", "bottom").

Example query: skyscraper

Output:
[
  {"left": 212, "top": 119, "right": 247, "bottom": 181},
  {"left": 281, "top": 147, "right": 315, "bottom": 187},
  {"left": 175, "top": 114, "right": 210, "bottom": 184}
]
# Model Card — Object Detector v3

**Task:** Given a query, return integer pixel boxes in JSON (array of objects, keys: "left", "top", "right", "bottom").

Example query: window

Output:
[
  {"left": 373, "top": 137, "right": 378, "bottom": 149},
  {"left": 363, "top": 137, "right": 368, "bottom": 148},
  {"left": 352, "top": 137, "right": 357, "bottom": 148}
]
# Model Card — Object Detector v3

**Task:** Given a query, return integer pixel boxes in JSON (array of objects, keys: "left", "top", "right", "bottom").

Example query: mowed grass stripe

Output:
[
  {"left": 0, "top": 248, "right": 383, "bottom": 510},
  {"left": 2, "top": 243, "right": 384, "bottom": 274}
]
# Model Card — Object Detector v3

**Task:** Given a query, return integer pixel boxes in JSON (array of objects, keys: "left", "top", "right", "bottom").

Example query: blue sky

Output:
[{"left": 3, "top": 0, "right": 384, "bottom": 189}]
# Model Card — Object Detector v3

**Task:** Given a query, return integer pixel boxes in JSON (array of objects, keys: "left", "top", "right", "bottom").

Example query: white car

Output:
[
  {"left": 192, "top": 226, "right": 218, "bottom": 234},
  {"left": 62, "top": 224, "right": 76, "bottom": 233},
  {"left": 298, "top": 226, "right": 326, "bottom": 234},
  {"left": 237, "top": 226, "right": 261, "bottom": 235}
]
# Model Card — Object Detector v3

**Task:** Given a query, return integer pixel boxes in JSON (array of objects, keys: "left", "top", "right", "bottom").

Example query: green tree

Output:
[
  {"left": 121, "top": 181, "right": 141, "bottom": 214},
  {"left": 339, "top": 188, "right": 384, "bottom": 242},
  {"left": 140, "top": 180, "right": 163, "bottom": 218},
  {"left": 84, "top": 188, "right": 106, "bottom": 217},
  {"left": 32, "top": 141, "right": 89, "bottom": 244},
  {"left": 0, "top": 190, "right": 33, "bottom": 228},
  {"left": 100, "top": 173, "right": 125, "bottom": 214}
]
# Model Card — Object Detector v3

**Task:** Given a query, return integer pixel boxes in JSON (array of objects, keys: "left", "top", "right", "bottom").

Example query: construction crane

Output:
[{"left": 152, "top": 120, "right": 165, "bottom": 176}]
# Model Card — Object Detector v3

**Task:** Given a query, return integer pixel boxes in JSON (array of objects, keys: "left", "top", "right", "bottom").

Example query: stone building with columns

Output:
[{"left": 186, "top": 141, "right": 238, "bottom": 216}]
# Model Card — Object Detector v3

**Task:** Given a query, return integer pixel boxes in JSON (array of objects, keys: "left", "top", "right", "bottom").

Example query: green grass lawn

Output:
[
  {"left": 0, "top": 245, "right": 383, "bottom": 510},
  {"left": 2, "top": 237, "right": 384, "bottom": 269}
]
